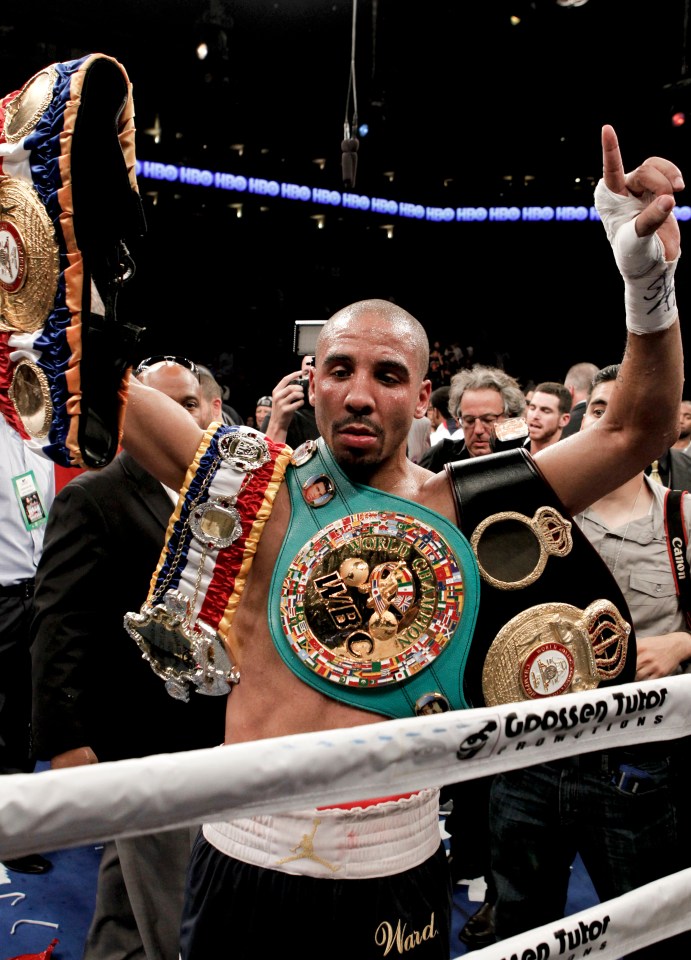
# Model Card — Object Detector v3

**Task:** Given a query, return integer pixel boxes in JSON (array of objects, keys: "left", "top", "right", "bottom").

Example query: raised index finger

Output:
[{"left": 601, "top": 124, "right": 626, "bottom": 195}]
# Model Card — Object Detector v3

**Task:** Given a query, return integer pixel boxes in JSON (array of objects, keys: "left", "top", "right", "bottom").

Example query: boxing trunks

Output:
[
  {"left": 180, "top": 804, "right": 452, "bottom": 959},
  {"left": 0, "top": 54, "right": 146, "bottom": 468}
]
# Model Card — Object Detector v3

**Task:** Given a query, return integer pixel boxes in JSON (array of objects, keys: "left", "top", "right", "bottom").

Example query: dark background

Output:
[{"left": 2, "top": 0, "right": 690, "bottom": 418}]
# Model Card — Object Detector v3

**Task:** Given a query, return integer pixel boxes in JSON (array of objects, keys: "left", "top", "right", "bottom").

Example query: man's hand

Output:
[
  {"left": 264, "top": 371, "right": 307, "bottom": 443},
  {"left": 595, "top": 124, "right": 684, "bottom": 334},
  {"left": 601, "top": 124, "right": 683, "bottom": 261},
  {"left": 50, "top": 746, "right": 98, "bottom": 768},
  {"left": 635, "top": 633, "right": 691, "bottom": 680}
]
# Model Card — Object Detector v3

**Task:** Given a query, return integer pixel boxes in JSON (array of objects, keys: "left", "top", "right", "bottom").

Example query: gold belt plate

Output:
[
  {"left": 280, "top": 511, "right": 466, "bottom": 688},
  {"left": 0, "top": 176, "right": 59, "bottom": 333},
  {"left": 482, "top": 599, "right": 631, "bottom": 706}
]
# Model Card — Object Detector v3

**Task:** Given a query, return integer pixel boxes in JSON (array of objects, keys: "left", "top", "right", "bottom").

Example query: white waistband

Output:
[{"left": 203, "top": 787, "right": 441, "bottom": 879}]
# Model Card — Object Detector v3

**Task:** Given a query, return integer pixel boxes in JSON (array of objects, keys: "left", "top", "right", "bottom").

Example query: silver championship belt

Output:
[{"left": 125, "top": 426, "right": 293, "bottom": 701}]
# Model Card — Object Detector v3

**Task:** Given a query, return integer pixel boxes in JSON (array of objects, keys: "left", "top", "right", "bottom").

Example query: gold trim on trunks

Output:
[
  {"left": 470, "top": 506, "right": 572, "bottom": 590},
  {"left": 482, "top": 599, "right": 631, "bottom": 706},
  {"left": 0, "top": 177, "right": 59, "bottom": 333},
  {"left": 9, "top": 358, "right": 53, "bottom": 439},
  {"left": 3, "top": 65, "right": 58, "bottom": 143}
]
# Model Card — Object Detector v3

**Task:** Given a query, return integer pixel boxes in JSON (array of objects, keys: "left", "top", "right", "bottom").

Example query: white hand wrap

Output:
[{"left": 594, "top": 179, "right": 678, "bottom": 334}]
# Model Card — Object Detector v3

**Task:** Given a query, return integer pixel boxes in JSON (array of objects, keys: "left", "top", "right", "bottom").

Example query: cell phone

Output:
[{"left": 290, "top": 376, "right": 311, "bottom": 403}]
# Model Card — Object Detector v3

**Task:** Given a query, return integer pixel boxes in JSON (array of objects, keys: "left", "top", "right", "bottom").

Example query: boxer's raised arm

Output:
[{"left": 122, "top": 377, "right": 205, "bottom": 490}]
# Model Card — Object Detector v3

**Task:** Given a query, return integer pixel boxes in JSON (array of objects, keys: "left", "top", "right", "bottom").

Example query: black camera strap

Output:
[{"left": 663, "top": 489, "right": 691, "bottom": 628}]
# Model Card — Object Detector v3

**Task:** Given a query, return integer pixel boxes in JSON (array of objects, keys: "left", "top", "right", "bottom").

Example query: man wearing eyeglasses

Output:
[
  {"left": 418, "top": 365, "right": 526, "bottom": 471},
  {"left": 114, "top": 130, "right": 686, "bottom": 958},
  {"left": 30, "top": 355, "right": 226, "bottom": 960}
]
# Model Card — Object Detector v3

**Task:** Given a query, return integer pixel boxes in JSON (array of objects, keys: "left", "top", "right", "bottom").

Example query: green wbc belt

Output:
[{"left": 268, "top": 438, "right": 480, "bottom": 719}]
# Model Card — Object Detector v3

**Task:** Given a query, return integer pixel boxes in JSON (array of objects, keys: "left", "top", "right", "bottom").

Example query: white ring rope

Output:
[
  {"left": 458, "top": 867, "right": 691, "bottom": 960},
  {"left": 2, "top": 674, "right": 690, "bottom": 855},
  {"left": 3, "top": 674, "right": 691, "bottom": 958}
]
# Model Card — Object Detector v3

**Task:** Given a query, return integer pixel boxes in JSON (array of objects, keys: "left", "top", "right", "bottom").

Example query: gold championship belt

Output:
[
  {"left": 447, "top": 450, "right": 636, "bottom": 707},
  {"left": 281, "top": 512, "right": 465, "bottom": 686},
  {"left": 471, "top": 507, "right": 630, "bottom": 706},
  {"left": 0, "top": 55, "right": 146, "bottom": 468},
  {"left": 269, "top": 440, "right": 481, "bottom": 718},
  {"left": 482, "top": 600, "right": 631, "bottom": 706},
  {"left": 0, "top": 177, "right": 59, "bottom": 334}
]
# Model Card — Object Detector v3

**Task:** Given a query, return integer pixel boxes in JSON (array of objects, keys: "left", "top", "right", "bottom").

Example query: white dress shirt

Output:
[{"left": 0, "top": 417, "right": 55, "bottom": 585}]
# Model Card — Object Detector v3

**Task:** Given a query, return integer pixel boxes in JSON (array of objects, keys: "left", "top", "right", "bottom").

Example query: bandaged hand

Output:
[{"left": 595, "top": 125, "right": 683, "bottom": 334}]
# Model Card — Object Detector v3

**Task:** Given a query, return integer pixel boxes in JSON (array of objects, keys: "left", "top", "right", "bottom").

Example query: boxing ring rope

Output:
[
  {"left": 3, "top": 673, "right": 691, "bottom": 958},
  {"left": 466, "top": 867, "right": 691, "bottom": 960}
]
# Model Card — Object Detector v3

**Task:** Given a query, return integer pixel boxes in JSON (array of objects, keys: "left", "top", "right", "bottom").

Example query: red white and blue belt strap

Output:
[
  {"left": 0, "top": 54, "right": 144, "bottom": 468},
  {"left": 124, "top": 425, "right": 292, "bottom": 701}
]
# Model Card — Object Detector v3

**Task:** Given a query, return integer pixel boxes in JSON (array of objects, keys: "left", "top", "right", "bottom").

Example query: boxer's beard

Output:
[{"left": 331, "top": 415, "right": 385, "bottom": 479}]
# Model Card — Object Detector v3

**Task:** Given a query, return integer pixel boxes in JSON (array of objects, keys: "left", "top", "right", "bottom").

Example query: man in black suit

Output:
[
  {"left": 31, "top": 357, "right": 226, "bottom": 960},
  {"left": 418, "top": 364, "right": 526, "bottom": 472}
]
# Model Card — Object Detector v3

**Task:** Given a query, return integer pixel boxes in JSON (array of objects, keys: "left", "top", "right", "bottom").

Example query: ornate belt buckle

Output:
[
  {"left": 218, "top": 429, "right": 271, "bottom": 471},
  {"left": 470, "top": 507, "right": 573, "bottom": 590},
  {"left": 124, "top": 590, "right": 239, "bottom": 702},
  {"left": 3, "top": 65, "right": 58, "bottom": 143},
  {"left": 279, "top": 510, "right": 467, "bottom": 689},
  {"left": 482, "top": 599, "right": 631, "bottom": 706},
  {"left": 0, "top": 176, "right": 60, "bottom": 336}
]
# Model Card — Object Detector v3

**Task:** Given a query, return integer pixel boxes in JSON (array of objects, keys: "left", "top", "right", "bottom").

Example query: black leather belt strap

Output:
[
  {"left": 445, "top": 447, "right": 637, "bottom": 706},
  {"left": 663, "top": 488, "right": 691, "bottom": 629},
  {"left": 0, "top": 579, "right": 35, "bottom": 599},
  {"left": 446, "top": 447, "right": 555, "bottom": 532}
]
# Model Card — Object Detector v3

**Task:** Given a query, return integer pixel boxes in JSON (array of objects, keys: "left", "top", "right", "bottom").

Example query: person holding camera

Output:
[{"left": 263, "top": 355, "right": 320, "bottom": 446}]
